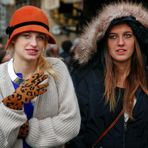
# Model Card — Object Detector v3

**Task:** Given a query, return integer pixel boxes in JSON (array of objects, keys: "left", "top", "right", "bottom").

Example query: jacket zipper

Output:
[
  {"left": 117, "top": 88, "right": 127, "bottom": 148},
  {"left": 123, "top": 118, "right": 127, "bottom": 148}
]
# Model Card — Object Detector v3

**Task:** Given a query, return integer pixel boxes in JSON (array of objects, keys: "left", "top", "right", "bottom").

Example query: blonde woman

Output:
[{"left": 0, "top": 5, "right": 80, "bottom": 148}]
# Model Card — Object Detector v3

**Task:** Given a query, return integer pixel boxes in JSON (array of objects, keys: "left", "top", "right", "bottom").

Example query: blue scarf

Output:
[{"left": 12, "top": 73, "right": 33, "bottom": 148}]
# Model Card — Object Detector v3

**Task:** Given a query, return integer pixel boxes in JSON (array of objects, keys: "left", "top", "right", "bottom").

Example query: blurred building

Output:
[{"left": 0, "top": 4, "right": 7, "bottom": 40}]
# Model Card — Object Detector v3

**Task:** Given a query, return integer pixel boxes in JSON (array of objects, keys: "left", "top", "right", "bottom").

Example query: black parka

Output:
[{"left": 66, "top": 59, "right": 148, "bottom": 148}]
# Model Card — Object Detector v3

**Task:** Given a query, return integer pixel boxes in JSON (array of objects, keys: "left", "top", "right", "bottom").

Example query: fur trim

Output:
[{"left": 74, "top": 2, "right": 148, "bottom": 64}]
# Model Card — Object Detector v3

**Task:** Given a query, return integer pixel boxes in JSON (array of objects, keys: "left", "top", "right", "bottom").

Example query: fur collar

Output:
[{"left": 74, "top": 2, "right": 148, "bottom": 64}]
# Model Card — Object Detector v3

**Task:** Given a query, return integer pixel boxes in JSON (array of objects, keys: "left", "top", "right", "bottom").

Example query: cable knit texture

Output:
[{"left": 0, "top": 57, "right": 80, "bottom": 148}]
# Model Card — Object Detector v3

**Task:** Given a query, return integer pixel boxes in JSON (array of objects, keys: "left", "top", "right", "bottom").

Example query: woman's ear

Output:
[{"left": 11, "top": 40, "right": 15, "bottom": 44}]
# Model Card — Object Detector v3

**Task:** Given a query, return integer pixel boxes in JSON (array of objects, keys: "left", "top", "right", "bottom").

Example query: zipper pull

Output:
[{"left": 124, "top": 121, "right": 127, "bottom": 131}]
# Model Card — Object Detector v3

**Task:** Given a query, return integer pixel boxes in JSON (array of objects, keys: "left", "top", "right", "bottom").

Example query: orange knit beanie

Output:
[{"left": 5, "top": 5, "right": 56, "bottom": 49}]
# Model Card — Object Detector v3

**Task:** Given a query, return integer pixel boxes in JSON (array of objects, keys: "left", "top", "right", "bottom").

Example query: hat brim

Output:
[{"left": 5, "top": 25, "right": 56, "bottom": 49}]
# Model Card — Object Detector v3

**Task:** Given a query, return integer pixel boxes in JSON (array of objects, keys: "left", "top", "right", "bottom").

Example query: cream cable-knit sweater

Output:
[{"left": 0, "top": 57, "right": 80, "bottom": 148}]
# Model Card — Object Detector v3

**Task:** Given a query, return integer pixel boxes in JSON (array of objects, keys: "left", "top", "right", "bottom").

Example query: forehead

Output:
[
  {"left": 109, "top": 23, "right": 133, "bottom": 33},
  {"left": 21, "top": 31, "right": 46, "bottom": 35}
]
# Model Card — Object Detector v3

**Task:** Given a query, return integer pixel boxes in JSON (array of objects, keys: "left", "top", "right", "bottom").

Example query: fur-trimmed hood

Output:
[{"left": 74, "top": 2, "right": 148, "bottom": 64}]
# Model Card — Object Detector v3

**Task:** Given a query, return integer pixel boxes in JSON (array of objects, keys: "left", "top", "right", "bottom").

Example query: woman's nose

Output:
[
  {"left": 30, "top": 37, "right": 37, "bottom": 47},
  {"left": 117, "top": 36, "right": 125, "bottom": 46}
]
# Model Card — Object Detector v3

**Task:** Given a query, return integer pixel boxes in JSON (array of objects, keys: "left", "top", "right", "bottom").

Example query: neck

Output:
[
  {"left": 13, "top": 58, "right": 37, "bottom": 79},
  {"left": 114, "top": 61, "right": 131, "bottom": 88}
]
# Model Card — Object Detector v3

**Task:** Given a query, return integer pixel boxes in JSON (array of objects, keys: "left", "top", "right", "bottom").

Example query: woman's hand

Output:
[
  {"left": 2, "top": 72, "right": 49, "bottom": 110},
  {"left": 18, "top": 120, "right": 29, "bottom": 139}
]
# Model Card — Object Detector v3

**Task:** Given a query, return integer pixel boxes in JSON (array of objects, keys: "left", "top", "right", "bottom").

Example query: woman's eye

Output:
[
  {"left": 123, "top": 33, "right": 133, "bottom": 38},
  {"left": 22, "top": 33, "right": 31, "bottom": 38},
  {"left": 37, "top": 35, "right": 46, "bottom": 40},
  {"left": 108, "top": 34, "right": 117, "bottom": 39}
]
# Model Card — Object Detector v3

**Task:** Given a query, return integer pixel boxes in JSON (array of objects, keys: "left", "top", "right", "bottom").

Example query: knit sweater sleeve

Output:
[
  {"left": 0, "top": 103, "right": 27, "bottom": 147},
  {"left": 26, "top": 58, "right": 81, "bottom": 147}
]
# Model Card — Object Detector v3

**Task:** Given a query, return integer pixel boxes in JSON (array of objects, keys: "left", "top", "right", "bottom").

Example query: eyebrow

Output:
[{"left": 109, "top": 31, "right": 133, "bottom": 34}]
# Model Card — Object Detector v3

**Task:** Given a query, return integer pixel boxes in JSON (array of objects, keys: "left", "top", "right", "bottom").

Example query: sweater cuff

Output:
[{"left": 0, "top": 103, "right": 27, "bottom": 138}]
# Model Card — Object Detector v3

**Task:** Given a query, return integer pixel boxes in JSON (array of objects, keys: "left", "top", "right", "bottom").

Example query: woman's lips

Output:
[
  {"left": 116, "top": 49, "right": 127, "bottom": 55},
  {"left": 26, "top": 49, "right": 39, "bottom": 55}
]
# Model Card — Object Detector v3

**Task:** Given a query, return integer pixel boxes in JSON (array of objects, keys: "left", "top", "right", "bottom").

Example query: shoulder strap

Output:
[{"left": 92, "top": 109, "right": 124, "bottom": 148}]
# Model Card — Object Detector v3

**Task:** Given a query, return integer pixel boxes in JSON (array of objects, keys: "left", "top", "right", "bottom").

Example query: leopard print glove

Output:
[
  {"left": 2, "top": 72, "right": 48, "bottom": 110},
  {"left": 18, "top": 120, "right": 29, "bottom": 139}
]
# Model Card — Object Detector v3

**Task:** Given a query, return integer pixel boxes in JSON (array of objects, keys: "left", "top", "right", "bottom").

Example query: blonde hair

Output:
[
  {"left": 36, "top": 54, "right": 57, "bottom": 79},
  {"left": 8, "top": 35, "right": 57, "bottom": 79}
]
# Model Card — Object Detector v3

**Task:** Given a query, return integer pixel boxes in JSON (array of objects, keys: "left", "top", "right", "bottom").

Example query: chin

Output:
[
  {"left": 27, "top": 55, "right": 40, "bottom": 60},
  {"left": 25, "top": 57, "right": 38, "bottom": 62}
]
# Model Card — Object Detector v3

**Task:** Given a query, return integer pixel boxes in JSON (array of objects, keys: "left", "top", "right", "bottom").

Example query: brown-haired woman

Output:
[{"left": 66, "top": 2, "right": 148, "bottom": 148}]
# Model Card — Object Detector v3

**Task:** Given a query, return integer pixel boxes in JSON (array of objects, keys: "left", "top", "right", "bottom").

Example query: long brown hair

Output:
[{"left": 104, "top": 37, "right": 148, "bottom": 117}]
